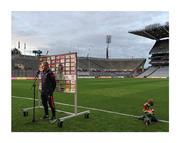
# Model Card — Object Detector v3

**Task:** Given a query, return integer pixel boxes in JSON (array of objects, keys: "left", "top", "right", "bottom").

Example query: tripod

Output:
[{"left": 32, "top": 71, "right": 39, "bottom": 122}]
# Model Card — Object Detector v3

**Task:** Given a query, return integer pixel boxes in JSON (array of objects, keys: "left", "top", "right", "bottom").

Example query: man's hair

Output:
[{"left": 42, "top": 61, "right": 49, "bottom": 67}]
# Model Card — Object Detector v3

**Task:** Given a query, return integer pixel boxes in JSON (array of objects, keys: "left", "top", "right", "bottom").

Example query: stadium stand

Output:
[
  {"left": 136, "top": 66, "right": 159, "bottom": 78},
  {"left": 129, "top": 22, "right": 169, "bottom": 78},
  {"left": 149, "top": 39, "right": 169, "bottom": 54},
  {"left": 12, "top": 48, "right": 39, "bottom": 77},
  {"left": 77, "top": 57, "right": 146, "bottom": 77},
  {"left": 12, "top": 48, "right": 146, "bottom": 78},
  {"left": 148, "top": 66, "right": 169, "bottom": 78}
]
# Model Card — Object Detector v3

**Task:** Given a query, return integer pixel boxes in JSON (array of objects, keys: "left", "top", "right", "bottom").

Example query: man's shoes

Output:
[
  {"left": 49, "top": 116, "right": 57, "bottom": 123},
  {"left": 43, "top": 115, "right": 49, "bottom": 119},
  {"left": 50, "top": 116, "right": 56, "bottom": 120}
]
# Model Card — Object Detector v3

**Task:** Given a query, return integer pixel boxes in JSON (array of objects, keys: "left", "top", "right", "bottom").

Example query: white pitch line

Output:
[{"left": 12, "top": 96, "right": 169, "bottom": 123}]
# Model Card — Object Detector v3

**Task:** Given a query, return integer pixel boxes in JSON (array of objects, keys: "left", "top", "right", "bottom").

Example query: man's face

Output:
[{"left": 41, "top": 63, "right": 49, "bottom": 72}]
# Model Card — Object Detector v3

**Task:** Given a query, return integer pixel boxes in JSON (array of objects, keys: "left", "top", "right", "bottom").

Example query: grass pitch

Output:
[{"left": 12, "top": 78, "right": 169, "bottom": 132}]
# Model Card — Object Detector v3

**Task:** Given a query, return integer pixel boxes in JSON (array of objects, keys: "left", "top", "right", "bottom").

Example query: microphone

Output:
[
  {"left": 37, "top": 70, "right": 40, "bottom": 74},
  {"left": 35, "top": 70, "right": 40, "bottom": 77}
]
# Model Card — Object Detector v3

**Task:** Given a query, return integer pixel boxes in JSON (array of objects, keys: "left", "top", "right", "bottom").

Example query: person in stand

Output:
[{"left": 40, "top": 61, "right": 56, "bottom": 120}]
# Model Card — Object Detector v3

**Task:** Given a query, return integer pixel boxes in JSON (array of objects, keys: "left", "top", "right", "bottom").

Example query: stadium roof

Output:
[{"left": 128, "top": 22, "right": 169, "bottom": 40}]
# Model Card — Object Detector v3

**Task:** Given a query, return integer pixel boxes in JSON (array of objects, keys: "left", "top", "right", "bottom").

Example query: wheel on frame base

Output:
[
  {"left": 23, "top": 111, "right": 28, "bottom": 117},
  {"left": 84, "top": 113, "right": 90, "bottom": 119},
  {"left": 57, "top": 119, "right": 63, "bottom": 128}
]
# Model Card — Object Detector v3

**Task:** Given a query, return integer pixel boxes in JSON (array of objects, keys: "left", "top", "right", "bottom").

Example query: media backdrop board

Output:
[{"left": 39, "top": 52, "right": 77, "bottom": 94}]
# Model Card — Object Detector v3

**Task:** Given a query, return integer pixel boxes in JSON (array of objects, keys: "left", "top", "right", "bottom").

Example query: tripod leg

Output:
[{"left": 32, "top": 83, "right": 36, "bottom": 122}]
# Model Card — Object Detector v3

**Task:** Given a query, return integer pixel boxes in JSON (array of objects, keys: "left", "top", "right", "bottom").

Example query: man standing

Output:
[{"left": 40, "top": 61, "right": 56, "bottom": 120}]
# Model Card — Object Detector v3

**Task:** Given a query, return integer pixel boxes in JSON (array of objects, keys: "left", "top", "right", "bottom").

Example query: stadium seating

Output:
[
  {"left": 12, "top": 52, "right": 39, "bottom": 77},
  {"left": 149, "top": 39, "right": 169, "bottom": 54},
  {"left": 148, "top": 66, "right": 169, "bottom": 78},
  {"left": 77, "top": 57, "right": 145, "bottom": 77},
  {"left": 12, "top": 69, "right": 37, "bottom": 77},
  {"left": 12, "top": 48, "right": 146, "bottom": 78},
  {"left": 137, "top": 66, "right": 169, "bottom": 78},
  {"left": 136, "top": 66, "right": 158, "bottom": 78},
  {"left": 78, "top": 57, "right": 145, "bottom": 71}
]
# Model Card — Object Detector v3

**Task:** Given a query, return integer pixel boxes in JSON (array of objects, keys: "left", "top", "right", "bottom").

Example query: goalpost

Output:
[{"left": 22, "top": 52, "right": 90, "bottom": 128}]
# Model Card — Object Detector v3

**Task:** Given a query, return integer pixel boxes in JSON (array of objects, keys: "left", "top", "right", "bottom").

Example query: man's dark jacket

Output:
[{"left": 41, "top": 69, "right": 56, "bottom": 95}]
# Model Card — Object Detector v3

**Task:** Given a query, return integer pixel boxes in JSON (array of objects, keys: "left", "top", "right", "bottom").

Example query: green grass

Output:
[{"left": 12, "top": 78, "right": 169, "bottom": 132}]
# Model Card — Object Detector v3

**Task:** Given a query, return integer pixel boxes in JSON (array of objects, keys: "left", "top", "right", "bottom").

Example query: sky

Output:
[{"left": 12, "top": 11, "right": 168, "bottom": 66}]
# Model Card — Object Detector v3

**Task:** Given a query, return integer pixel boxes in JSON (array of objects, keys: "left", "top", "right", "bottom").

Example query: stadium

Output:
[
  {"left": 12, "top": 22, "right": 169, "bottom": 79},
  {"left": 12, "top": 21, "right": 169, "bottom": 131},
  {"left": 129, "top": 22, "right": 169, "bottom": 78}
]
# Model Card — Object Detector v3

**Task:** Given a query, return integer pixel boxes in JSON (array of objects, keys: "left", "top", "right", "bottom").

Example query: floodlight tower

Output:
[
  {"left": 18, "top": 41, "right": 21, "bottom": 49},
  {"left": 24, "top": 43, "right": 26, "bottom": 56},
  {"left": 106, "top": 35, "right": 111, "bottom": 59}
]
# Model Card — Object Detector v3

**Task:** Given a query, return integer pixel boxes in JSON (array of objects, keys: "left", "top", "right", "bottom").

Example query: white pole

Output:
[
  {"left": 74, "top": 53, "right": 78, "bottom": 114},
  {"left": 74, "top": 92, "right": 77, "bottom": 114}
]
